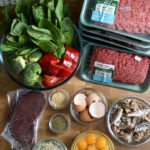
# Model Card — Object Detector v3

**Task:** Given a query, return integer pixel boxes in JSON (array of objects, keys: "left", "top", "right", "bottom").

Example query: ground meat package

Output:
[
  {"left": 79, "top": 25, "right": 150, "bottom": 52},
  {"left": 80, "top": 0, "right": 150, "bottom": 42},
  {"left": 90, "top": 47, "right": 150, "bottom": 84},
  {"left": 1, "top": 89, "right": 47, "bottom": 150},
  {"left": 79, "top": 42, "right": 150, "bottom": 92},
  {"left": 81, "top": 30, "right": 150, "bottom": 54}
]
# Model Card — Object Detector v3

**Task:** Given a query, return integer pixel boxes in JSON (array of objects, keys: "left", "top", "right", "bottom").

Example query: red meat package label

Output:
[
  {"left": 93, "top": 61, "right": 115, "bottom": 83},
  {"left": 91, "top": 0, "right": 119, "bottom": 25}
]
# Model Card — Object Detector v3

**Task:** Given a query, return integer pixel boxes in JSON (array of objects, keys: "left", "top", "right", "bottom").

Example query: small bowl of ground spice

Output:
[
  {"left": 48, "top": 89, "right": 70, "bottom": 110},
  {"left": 49, "top": 113, "right": 71, "bottom": 134}
]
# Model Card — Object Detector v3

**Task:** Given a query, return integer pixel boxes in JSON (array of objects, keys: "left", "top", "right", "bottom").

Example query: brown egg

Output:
[
  {"left": 79, "top": 108, "right": 96, "bottom": 122},
  {"left": 73, "top": 93, "right": 87, "bottom": 112},
  {"left": 87, "top": 93, "right": 101, "bottom": 107}
]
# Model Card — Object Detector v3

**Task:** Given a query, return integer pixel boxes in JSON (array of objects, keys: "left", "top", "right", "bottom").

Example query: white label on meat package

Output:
[
  {"left": 96, "top": 3, "right": 115, "bottom": 14},
  {"left": 134, "top": 56, "right": 142, "bottom": 62},
  {"left": 94, "top": 61, "right": 115, "bottom": 70}
]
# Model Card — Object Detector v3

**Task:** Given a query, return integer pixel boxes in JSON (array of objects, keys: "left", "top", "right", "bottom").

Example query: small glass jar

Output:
[
  {"left": 48, "top": 89, "right": 70, "bottom": 110},
  {"left": 49, "top": 113, "right": 71, "bottom": 134}
]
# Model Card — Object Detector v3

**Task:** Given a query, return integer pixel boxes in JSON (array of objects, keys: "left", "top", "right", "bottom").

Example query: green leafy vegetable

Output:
[
  {"left": 27, "top": 25, "right": 52, "bottom": 41},
  {"left": 31, "top": 38, "right": 58, "bottom": 53},
  {"left": 63, "top": 3, "right": 71, "bottom": 18},
  {"left": 0, "top": 5, "right": 15, "bottom": 33},
  {"left": 47, "top": 0, "right": 55, "bottom": 22},
  {"left": 38, "top": 19, "right": 65, "bottom": 43},
  {"left": 15, "top": 0, "right": 34, "bottom": 16},
  {"left": 55, "top": 0, "right": 64, "bottom": 26},
  {"left": 32, "top": 5, "right": 45, "bottom": 24},
  {"left": 0, "top": 43, "right": 19, "bottom": 51},
  {"left": 53, "top": 43, "right": 66, "bottom": 58},
  {"left": 61, "top": 17, "right": 74, "bottom": 46},
  {"left": 16, "top": 47, "right": 34, "bottom": 55},
  {"left": 16, "top": 13, "right": 28, "bottom": 24},
  {"left": 10, "top": 19, "right": 27, "bottom": 36},
  {"left": 6, "top": 34, "right": 21, "bottom": 47},
  {"left": 19, "top": 35, "right": 31, "bottom": 45}
]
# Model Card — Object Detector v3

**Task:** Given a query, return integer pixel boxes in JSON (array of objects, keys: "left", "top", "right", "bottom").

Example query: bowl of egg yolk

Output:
[{"left": 71, "top": 130, "right": 115, "bottom": 150}]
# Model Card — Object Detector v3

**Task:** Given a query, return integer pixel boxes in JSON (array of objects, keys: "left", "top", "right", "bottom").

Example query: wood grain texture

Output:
[{"left": 0, "top": 1, "right": 150, "bottom": 150}]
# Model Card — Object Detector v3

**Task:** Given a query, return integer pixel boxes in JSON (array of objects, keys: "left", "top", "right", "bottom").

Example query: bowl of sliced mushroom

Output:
[{"left": 106, "top": 96, "right": 150, "bottom": 146}]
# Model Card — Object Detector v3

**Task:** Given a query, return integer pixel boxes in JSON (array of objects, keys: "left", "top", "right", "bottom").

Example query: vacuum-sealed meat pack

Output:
[{"left": 1, "top": 89, "right": 47, "bottom": 150}]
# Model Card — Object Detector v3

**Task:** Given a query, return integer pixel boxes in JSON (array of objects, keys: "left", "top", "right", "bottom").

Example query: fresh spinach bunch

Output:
[{"left": 0, "top": 0, "right": 74, "bottom": 59}]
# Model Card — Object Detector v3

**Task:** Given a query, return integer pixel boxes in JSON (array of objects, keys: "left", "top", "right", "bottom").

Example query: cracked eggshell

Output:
[
  {"left": 73, "top": 93, "right": 87, "bottom": 112},
  {"left": 89, "top": 102, "right": 105, "bottom": 119},
  {"left": 87, "top": 93, "right": 101, "bottom": 107},
  {"left": 79, "top": 108, "right": 96, "bottom": 122}
]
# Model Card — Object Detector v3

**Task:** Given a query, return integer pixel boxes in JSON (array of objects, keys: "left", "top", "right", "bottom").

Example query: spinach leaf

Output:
[
  {"left": 6, "top": 34, "right": 21, "bottom": 47},
  {"left": 19, "top": 35, "right": 31, "bottom": 45},
  {"left": 47, "top": 0, "right": 55, "bottom": 11},
  {"left": 15, "top": 0, "right": 35, "bottom": 25},
  {"left": 16, "top": 47, "right": 34, "bottom": 55},
  {"left": 47, "top": 0, "right": 55, "bottom": 22},
  {"left": 2, "top": 5, "right": 14, "bottom": 18},
  {"left": 61, "top": 17, "right": 74, "bottom": 46},
  {"left": 15, "top": 0, "right": 34, "bottom": 15},
  {"left": 0, "top": 5, "right": 15, "bottom": 33},
  {"left": 10, "top": 19, "right": 27, "bottom": 36},
  {"left": 32, "top": 5, "right": 45, "bottom": 24},
  {"left": 0, "top": 44, "right": 19, "bottom": 51},
  {"left": 38, "top": 19, "right": 65, "bottom": 43},
  {"left": 27, "top": 25, "right": 52, "bottom": 41},
  {"left": 39, "top": 0, "right": 46, "bottom": 6},
  {"left": 16, "top": 13, "right": 28, "bottom": 24},
  {"left": 53, "top": 42, "right": 65, "bottom": 58},
  {"left": 55, "top": 0, "right": 64, "bottom": 26},
  {"left": 63, "top": 3, "right": 71, "bottom": 18},
  {"left": 31, "top": 38, "right": 58, "bottom": 53}
]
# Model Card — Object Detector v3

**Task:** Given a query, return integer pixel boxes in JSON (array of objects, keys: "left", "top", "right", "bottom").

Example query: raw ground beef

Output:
[
  {"left": 90, "top": 47, "right": 150, "bottom": 84},
  {"left": 95, "top": 0, "right": 150, "bottom": 34}
]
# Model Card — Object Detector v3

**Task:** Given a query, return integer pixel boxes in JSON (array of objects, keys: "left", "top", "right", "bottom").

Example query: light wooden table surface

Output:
[{"left": 0, "top": 1, "right": 150, "bottom": 150}]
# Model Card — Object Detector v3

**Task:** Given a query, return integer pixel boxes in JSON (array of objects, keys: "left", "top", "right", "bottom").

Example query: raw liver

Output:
[{"left": 9, "top": 91, "right": 46, "bottom": 145}]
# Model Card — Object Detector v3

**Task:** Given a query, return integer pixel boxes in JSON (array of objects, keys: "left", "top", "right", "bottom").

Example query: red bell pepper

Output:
[
  {"left": 39, "top": 54, "right": 61, "bottom": 76},
  {"left": 57, "top": 66, "right": 73, "bottom": 78},
  {"left": 61, "top": 46, "right": 80, "bottom": 70},
  {"left": 40, "top": 46, "right": 80, "bottom": 87},
  {"left": 42, "top": 75, "right": 64, "bottom": 87},
  {"left": 64, "top": 46, "right": 80, "bottom": 63}
]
